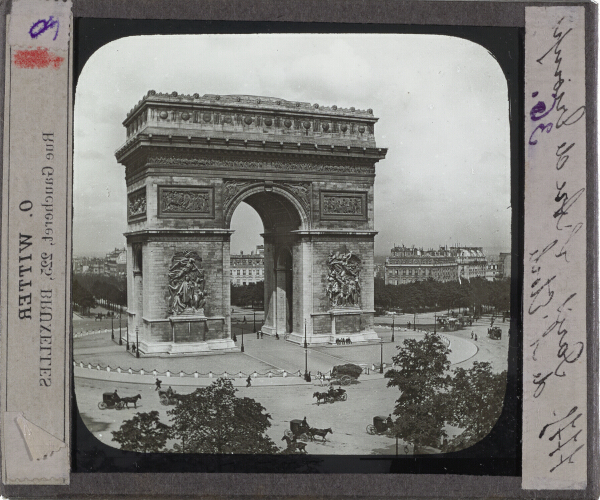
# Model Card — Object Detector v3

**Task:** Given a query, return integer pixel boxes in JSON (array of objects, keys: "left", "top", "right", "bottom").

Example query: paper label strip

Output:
[
  {"left": 1, "top": 0, "right": 72, "bottom": 485},
  {"left": 523, "top": 5, "right": 587, "bottom": 491}
]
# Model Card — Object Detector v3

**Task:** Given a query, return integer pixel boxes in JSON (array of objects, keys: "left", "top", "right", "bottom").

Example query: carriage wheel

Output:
[
  {"left": 284, "top": 430, "right": 293, "bottom": 439},
  {"left": 160, "top": 396, "right": 169, "bottom": 406},
  {"left": 116, "top": 401, "right": 125, "bottom": 410},
  {"left": 98, "top": 402, "right": 107, "bottom": 410},
  {"left": 341, "top": 375, "right": 352, "bottom": 386},
  {"left": 340, "top": 393, "right": 348, "bottom": 401},
  {"left": 328, "top": 396, "right": 335, "bottom": 404},
  {"left": 366, "top": 424, "right": 377, "bottom": 435}
]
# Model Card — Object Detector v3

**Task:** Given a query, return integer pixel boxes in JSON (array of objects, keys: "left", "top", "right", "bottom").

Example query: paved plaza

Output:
[{"left": 74, "top": 311, "right": 509, "bottom": 455}]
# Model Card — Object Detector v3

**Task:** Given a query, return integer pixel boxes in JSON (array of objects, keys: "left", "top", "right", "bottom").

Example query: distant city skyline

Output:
[{"left": 74, "top": 34, "right": 511, "bottom": 258}]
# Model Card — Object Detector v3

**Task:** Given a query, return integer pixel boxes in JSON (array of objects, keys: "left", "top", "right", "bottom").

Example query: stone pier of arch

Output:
[{"left": 116, "top": 92, "right": 387, "bottom": 354}]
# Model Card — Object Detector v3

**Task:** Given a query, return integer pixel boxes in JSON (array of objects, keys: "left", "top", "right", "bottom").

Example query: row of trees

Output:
[
  {"left": 385, "top": 332, "right": 507, "bottom": 452},
  {"left": 73, "top": 274, "right": 127, "bottom": 315},
  {"left": 111, "top": 379, "right": 280, "bottom": 454},
  {"left": 375, "top": 277, "right": 511, "bottom": 315},
  {"left": 231, "top": 282, "right": 264, "bottom": 308}
]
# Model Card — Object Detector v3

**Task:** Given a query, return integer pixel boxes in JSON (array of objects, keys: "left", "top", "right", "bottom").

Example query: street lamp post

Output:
[
  {"left": 120, "top": 320, "right": 124, "bottom": 346},
  {"left": 391, "top": 314, "right": 395, "bottom": 342},
  {"left": 380, "top": 340, "right": 384, "bottom": 373},
  {"left": 126, "top": 320, "right": 130, "bottom": 351},
  {"left": 241, "top": 325, "right": 245, "bottom": 353},
  {"left": 305, "top": 348, "right": 308, "bottom": 378},
  {"left": 304, "top": 319, "right": 308, "bottom": 349},
  {"left": 119, "top": 313, "right": 122, "bottom": 342},
  {"left": 135, "top": 326, "right": 140, "bottom": 358},
  {"left": 413, "top": 311, "right": 416, "bottom": 331},
  {"left": 111, "top": 315, "right": 114, "bottom": 340}
]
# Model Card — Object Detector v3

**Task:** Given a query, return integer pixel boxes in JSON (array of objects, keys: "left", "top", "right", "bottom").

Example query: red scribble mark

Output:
[{"left": 13, "top": 48, "right": 64, "bottom": 69}]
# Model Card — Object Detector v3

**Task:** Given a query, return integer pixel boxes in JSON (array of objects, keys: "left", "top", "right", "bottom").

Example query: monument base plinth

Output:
[{"left": 139, "top": 339, "right": 236, "bottom": 355}]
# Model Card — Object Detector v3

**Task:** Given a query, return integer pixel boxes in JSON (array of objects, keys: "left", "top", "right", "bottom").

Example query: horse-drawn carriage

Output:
[
  {"left": 488, "top": 326, "right": 502, "bottom": 340},
  {"left": 283, "top": 420, "right": 333, "bottom": 447},
  {"left": 313, "top": 386, "right": 347, "bottom": 405},
  {"left": 158, "top": 389, "right": 190, "bottom": 405},
  {"left": 98, "top": 392, "right": 125, "bottom": 410},
  {"left": 366, "top": 415, "right": 393, "bottom": 435}
]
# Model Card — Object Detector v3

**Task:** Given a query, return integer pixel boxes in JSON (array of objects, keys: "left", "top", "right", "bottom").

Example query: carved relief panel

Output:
[
  {"left": 326, "top": 251, "right": 361, "bottom": 308},
  {"left": 320, "top": 190, "right": 367, "bottom": 221},
  {"left": 158, "top": 186, "right": 215, "bottom": 218},
  {"left": 127, "top": 187, "right": 147, "bottom": 222}
]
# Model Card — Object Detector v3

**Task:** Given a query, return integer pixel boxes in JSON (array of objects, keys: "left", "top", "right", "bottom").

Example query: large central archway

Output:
[
  {"left": 116, "top": 92, "right": 387, "bottom": 354},
  {"left": 228, "top": 187, "right": 306, "bottom": 337}
]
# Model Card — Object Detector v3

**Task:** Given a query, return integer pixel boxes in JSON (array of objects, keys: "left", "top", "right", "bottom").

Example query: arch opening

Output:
[{"left": 230, "top": 190, "right": 302, "bottom": 337}]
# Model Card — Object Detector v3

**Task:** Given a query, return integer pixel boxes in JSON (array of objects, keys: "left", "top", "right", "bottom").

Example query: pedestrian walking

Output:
[
  {"left": 260, "top": 331, "right": 264, "bottom": 339},
  {"left": 474, "top": 333, "right": 478, "bottom": 341},
  {"left": 471, "top": 330, "right": 474, "bottom": 339},
  {"left": 155, "top": 378, "right": 162, "bottom": 391},
  {"left": 243, "top": 316, "right": 246, "bottom": 323},
  {"left": 246, "top": 375, "right": 252, "bottom": 387}
]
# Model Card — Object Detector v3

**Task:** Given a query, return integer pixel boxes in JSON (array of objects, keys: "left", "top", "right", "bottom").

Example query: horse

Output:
[
  {"left": 308, "top": 427, "right": 333, "bottom": 442},
  {"left": 281, "top": 435, "right": 307, "bottom": 453},
  {"left": 120, "top": 394, "right": 142, "bottom": 408},
  {"left": 313, "top": 391, "right": 330, "bottom": 405}
]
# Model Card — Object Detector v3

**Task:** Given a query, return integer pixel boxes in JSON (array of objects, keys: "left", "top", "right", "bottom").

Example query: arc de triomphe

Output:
[{"left": 116, "top": 91, "right": 387, "bottom": 354}]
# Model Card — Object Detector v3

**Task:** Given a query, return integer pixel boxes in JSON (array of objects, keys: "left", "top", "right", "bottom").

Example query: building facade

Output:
[
  {"left": 230, "top": 245, "right": 264, "bottom": 285},
  {"left": 384, "top": 246, "right": 458, "bottom": 285},
  {"left": 384, "top": 245, "right": 490, "bottom": 284}
]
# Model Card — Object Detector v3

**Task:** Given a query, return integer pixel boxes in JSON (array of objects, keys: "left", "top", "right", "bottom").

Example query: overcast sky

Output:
[{"left": 74, "top": 34, "right": 511, "bottom": 258}]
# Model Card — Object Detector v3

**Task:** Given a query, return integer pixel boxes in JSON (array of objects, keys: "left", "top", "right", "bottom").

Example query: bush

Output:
[{"left": 332, "top": 364, "right": 362, "bottom": 379}]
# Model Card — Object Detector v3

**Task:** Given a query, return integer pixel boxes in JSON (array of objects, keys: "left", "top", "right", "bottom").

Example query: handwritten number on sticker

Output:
[{"left": 29, "top": 16, "right": 60, "bottom": 41}]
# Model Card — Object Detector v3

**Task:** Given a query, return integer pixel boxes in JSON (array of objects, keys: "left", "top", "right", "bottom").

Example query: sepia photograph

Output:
[{"left": 72, "top": 33, "right": 512, "bottom": 459}]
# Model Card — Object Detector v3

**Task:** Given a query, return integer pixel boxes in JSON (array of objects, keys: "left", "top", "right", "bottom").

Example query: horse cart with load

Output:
[
  {"left": 98, "top": 392, "right": 125, "bottom": 410},
  {"left": 330, "top": 363, "right": 362, "bottom": 386}
]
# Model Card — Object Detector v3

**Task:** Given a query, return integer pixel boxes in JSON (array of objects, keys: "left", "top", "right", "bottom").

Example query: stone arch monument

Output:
[{"left": 116, "top": 92, "right": 387, "bottom": 354}]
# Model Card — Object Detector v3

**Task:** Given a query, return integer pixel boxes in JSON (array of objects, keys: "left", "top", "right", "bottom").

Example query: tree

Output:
[
  {"left": 445, "top": 362, "right": 507, "bottom": 451},
  {"left": 111, "top": 411, "right": 170, "bottom": 453},
  {"left": 385, "top": 332, "right": 451, "bottom": 451},
  {"left": 72, "top": 278, "right": 95, "bottom": 315},
  {"left": 167, "top": 378, "right": 279, "bottom": 454}
]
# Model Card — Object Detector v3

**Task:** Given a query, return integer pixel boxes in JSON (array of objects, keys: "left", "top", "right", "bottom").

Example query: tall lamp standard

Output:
[
  {"left": 111, "top": 314, "right": 114, "bottom": 341},
  {"left": 126, "top": 320, "right": 130, "bottom": 351},
  {"left": 253, "top": 300, "right": 256, "bottom": 334},
  {"left": 380, "top": 340, "right": 384, "bottom": 373},
  {"left": 304, "top": 319, "right": 308, "bottom": 377},
  {"left": 119, "top": 313, "right": 122, "bottom": 342},
  {"left": 413, "top": 311, "right": 416, "bottom": 331},
  {"left": 391, "top": 313, "right": 395, "bottom": 342},
  {"left": 241, "top": 324, "right": 245, "bottom": 353},
  {"left": 135, "top": 326, "right": 140, "bottom": 358}
]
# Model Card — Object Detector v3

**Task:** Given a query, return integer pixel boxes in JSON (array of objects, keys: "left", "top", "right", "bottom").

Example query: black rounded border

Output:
[{"left": 73, "top": 19, "right": 523, "bottom": 476}]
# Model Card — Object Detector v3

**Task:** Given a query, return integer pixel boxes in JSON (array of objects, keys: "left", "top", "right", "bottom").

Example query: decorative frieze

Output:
[
  {"left": 147, "top": 155, "right": 374, "bottom": 176},
  {"left": 127, "top": 188, "right": 147, "bottom": 222},
  {"left": 158, "top": 186, "right": 215, "bottom": 219},
  {"left": 320, "top": 191, "right": 367, "bottom": 221},
  {"left": 326, "top": 251, "right": 361, "bottom": 308}
]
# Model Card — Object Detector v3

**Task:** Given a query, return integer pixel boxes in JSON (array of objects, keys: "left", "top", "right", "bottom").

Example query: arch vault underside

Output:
[{"left": 116, "top": 92, "right": 387, "bottom": 354}]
